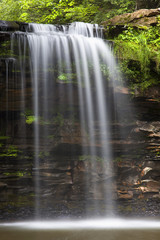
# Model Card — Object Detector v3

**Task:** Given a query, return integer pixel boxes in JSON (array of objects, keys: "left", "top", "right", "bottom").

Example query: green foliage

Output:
[
  {"left": 0, "top": 0, "right": 22, "bottom": 21},
  {"left": 114, "top": 26, "right": 160, "bottom": 92},
  {"left": 0, "top": 0, "right": 136, "bottom": 24},
  {"left": 21, "top": 109, "right": 65, "bottom": 126},
  {"left": 58, "top": 73, "right": 77, "bottom": 83},
  {"left": 26, "top": 115, "right": 37, "bottom": 124},
  {"left": 0, "top": 0, "right": 97, "bottom": 24},
  {"left": 58, "top": 73, "right": 68, "bottom": 81},
  {"left": 94, "top": 0, "right": 135, "bottom": 21},
  {"left": 115, "top": 28, "right": 150, "bottom": 76},
  {"left": 63, "top": 3, "right": 98, "bottom": 23},
  {"left": 21, "top": 110, "right": 37, "bottom": 124}
]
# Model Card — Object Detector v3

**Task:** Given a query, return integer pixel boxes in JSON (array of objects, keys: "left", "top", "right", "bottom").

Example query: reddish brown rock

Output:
[
  {"left": 117, "top": 190, "right": 133, "bottom": 199},
  {"left": 139, "top": 180, "right": 160, "bottom": 193}
]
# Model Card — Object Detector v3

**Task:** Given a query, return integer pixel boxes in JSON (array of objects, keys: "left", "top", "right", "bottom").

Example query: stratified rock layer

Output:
[{"left": 103, "top": 8, "right": 160, "bottom": 27}]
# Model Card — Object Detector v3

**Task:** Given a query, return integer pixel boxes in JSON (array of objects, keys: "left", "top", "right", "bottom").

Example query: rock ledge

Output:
[{"left": 102, "top": 8, "right": 160, "bottom": 27}]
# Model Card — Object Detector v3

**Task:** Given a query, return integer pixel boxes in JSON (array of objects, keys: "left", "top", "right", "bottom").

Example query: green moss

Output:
[
  {"left": 0, "top": 41, "right": 14, "bottom": 57},
  {"left": 38, "top": 151, "right": 50, "bottom": 159},
  {"left": 0, "top": 194, "right": 35, "bottom": 209},
  {"left": 118, "top": 205, "right": 133, "bottom": 212},
  {"left": 113, "top": 156, "right": 123, "bottom": 163},
  {"left": 3, "top": 171, "right": 31, "bottom": 177},
  {"left": 0, "top": 136, "right": 19, "bottom": 157},
  {"left": 0, "top": 145, "right": 20, "bottom": 157},
  {"left": 53, "top": 113, "right": 64, "bottom": 127},
  {"left": 26, "top": 115, "right": 37, "bottom": 124},
  {"left": 0, "top": 136, "right": 10, "bottom": 140},
  {"left": 79, "top": 155, "right": 104, "bottom": 162},
  {"left": 47, "top": 135, "right": 55, "bottom": 140}
]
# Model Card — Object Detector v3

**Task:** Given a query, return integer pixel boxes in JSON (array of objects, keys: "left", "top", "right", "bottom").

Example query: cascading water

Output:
[
  {"left": 2, "top": 20, "right": 160, "bottom": 240},
  {"left": 1, "top": 22, "right": 124, "bottom": 220}
]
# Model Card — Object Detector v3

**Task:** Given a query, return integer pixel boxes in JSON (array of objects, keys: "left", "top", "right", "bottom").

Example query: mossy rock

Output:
[{"left": 102, "top": 9, "right": 160, "bottom": 38}]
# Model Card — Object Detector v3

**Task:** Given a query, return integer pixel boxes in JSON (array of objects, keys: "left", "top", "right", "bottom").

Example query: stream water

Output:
[{"left": 1, "top": 219, "right": 160, "bottom": 240}]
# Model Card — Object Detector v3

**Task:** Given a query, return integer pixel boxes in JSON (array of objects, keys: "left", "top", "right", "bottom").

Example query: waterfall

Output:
[{"left": 7, "top": 22, "right": 122, "bottom": 219}]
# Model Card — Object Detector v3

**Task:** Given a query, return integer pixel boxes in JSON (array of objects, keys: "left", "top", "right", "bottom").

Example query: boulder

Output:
[
  {"left": 102, "top": 8, "right": 160, "bottom": 27},
  {"left": 102, "top": 8, "right": 160, "bottom": 38}
]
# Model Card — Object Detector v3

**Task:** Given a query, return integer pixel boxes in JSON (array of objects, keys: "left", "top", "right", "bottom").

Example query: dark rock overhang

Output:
[{"left": 0, "top": 20, "right": 28, "bottom": 32}]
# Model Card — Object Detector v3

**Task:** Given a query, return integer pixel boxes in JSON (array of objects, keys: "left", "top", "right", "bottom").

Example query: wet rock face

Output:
[
  {"left": 1, "top": 95, "right": 160, "bottom": 220},
  {"left": 112, "top": 97, "right": 160, "bottom": 217}
]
